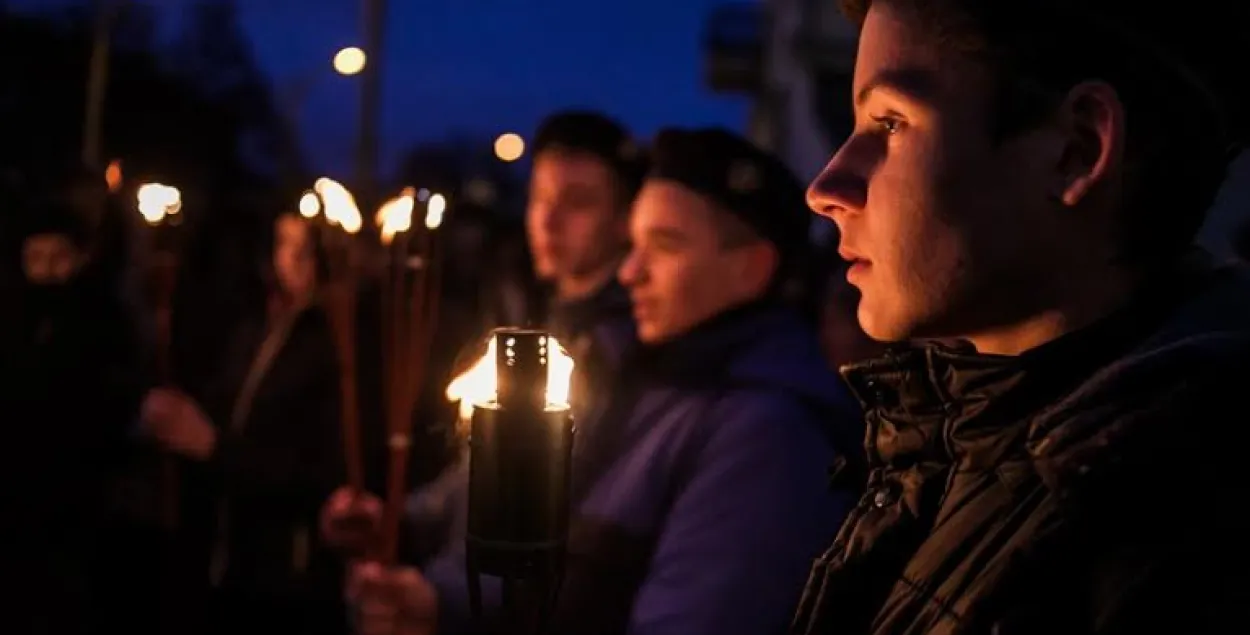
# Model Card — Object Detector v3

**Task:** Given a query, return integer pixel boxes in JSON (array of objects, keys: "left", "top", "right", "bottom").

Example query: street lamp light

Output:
[
  {"left": 494, "top": 133, "right": 525, "bottom": 162},
  {"left": 333, "top": 46, "right": 367, "bottom": 76}
]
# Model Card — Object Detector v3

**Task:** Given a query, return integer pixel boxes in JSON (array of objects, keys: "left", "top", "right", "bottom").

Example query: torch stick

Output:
[
  {"left": 324, "top": 229, "right": 365, "bottom": 491},
  {"left": 377, "top": 195, "right": 444, "bottom": 564},
  {"left": 413, "top": 233, "right": 443, "bottom": 393},
  {"left": 152, "top": 250, "right": 181, "bottom": 530},
  {"left": 137, "top": 182, "right": 184, "bottom": 531},
  {"left": 314, "top": 179, "right": 367, "bottom": 492},
  {"left": 386, "top": 230, "right": 409, "bottom": 461}
]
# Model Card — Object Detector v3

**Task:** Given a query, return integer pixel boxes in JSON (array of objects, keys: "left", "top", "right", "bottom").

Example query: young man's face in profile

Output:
[
  {"left": 806, "top": 3, "right": 1072, "bottom": 345},
  {"left": 526, "top": 150, "right": 627, "bottom": 285},
  {"left": 620, "top": 180, "right": 772, "bottom": 344}
]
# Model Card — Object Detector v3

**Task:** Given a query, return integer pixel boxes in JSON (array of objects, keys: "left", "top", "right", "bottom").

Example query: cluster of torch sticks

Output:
[
  {"left": 135, "top": 179, "right": 448, "bottom": 561},
  {"left": 303, "top": 177, "right": 448, "bottom": 563}
]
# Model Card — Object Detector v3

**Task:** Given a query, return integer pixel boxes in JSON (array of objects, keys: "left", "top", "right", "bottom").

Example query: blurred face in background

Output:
[
  {"left": 273, "top": 214, "right": 316, "bottom": 301},
  {"left": 527, "top": 149, "right": 629, "bottom": 299},
  {"left": 619, "top": 180, "right": 775, "bottom": 344},
  {"left": 22, "top": 233, "right": 83, "bottom": 285}
]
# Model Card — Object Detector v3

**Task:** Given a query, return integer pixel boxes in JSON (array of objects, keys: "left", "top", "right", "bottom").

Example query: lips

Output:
[
  {"left": 837, "top": 247, "right": 869, "bottom": 266},
  {"left": 838, "top": 246, "right": 871, "bottom": 286},
  {"left": 630, "top": 297, "right": 656, "bottom": 319}
]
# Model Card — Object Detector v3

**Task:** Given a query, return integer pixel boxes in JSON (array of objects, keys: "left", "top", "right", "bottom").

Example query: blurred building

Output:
[
  {"left": 703, "top": 0, "right": 854, "bottom": 244},
  {"left": 704, "top": 0, "right": 853, "bottom": 178}
]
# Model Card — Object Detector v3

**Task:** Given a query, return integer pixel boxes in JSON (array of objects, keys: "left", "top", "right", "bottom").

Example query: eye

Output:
[{"left": 870, "top": 115, "right": 905, "bottom": 135}]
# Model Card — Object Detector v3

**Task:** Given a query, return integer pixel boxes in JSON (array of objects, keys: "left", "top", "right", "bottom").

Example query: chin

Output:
[
  {"left": 857, "top": 301, "right": 912, "bottom": 344},
  {"left": 636, "top": 322, "right": 672, "bottom": 345},
  {"left": 533, "top": 264, "right": 556, "bottom": 281}
]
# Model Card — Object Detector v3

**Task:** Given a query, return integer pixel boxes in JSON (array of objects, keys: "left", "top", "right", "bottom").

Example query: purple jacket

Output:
[{"left": 416, "top": 302, "right": 860, "bottom": 635}]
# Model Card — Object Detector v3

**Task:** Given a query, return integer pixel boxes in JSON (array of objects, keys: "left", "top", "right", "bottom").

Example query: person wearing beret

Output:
[{"left": 337, "top": 127, "right": 863, "bottom": 635}]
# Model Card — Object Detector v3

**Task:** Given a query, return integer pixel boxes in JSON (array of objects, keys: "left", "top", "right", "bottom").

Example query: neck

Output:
[
  {"left": 555, "top": 261, "right": 619, "bottom": 303},
  {"left": 966, "top": 264, "right": 1143, "bottom": 356}
]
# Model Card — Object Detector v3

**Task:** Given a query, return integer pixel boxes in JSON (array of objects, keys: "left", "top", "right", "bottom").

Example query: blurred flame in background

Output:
[
  {"left": 425, "top": 193, "right": 446, "bottom": 229},
  {"left": 137, "top": 183, "right": 181, "bottom": 225},
  {"left": 376, "top": 187, "right": 415, "bottom": 245},
  {"left": 314, "top": 177, "right": 362, "bottom": 234},
  {"left": 299, "top": 191, "right": 321, "bottom": 218}
]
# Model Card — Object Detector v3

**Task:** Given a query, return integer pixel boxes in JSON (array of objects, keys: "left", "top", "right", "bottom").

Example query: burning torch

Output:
[
  {"left": 446, "top": 329, "right": 576, "bottom": 629},
  {"left": 135, "top": 180, "right": 184, "bottom": 530},
  {"left": 311, "top": 178, "right": 367, "bottom": 492}
]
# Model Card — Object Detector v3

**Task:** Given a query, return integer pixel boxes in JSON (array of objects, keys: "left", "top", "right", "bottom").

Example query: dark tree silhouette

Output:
[{"left": 0, "top": 2, "right": 300, "bottom": 391}]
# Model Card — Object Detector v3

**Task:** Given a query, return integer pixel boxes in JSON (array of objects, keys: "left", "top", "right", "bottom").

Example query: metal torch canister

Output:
[{"left": 465, "top": 328, "right": 575, "bottom": 624}]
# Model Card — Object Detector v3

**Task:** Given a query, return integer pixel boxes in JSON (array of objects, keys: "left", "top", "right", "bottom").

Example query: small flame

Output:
[
  {"left": 105, "top": 160, "right": 123, "bottom": 193},
  {"left": 425, "top": 193, "right": 446, "bottom": 229},
  {"left": 376, "top": 187, "right": 415, "bottom": 245},
  {"left": 314, "top": 177, "right": 362, "bottom": 234},
  {"left": 445, "top": 336, "right": 574, "bottom": 420},
  {"left": 298, "top": 191, "right": 321, "bottom": 218},
  {"left": 137, "top": 182, "right": 181, "bottom": 225}
]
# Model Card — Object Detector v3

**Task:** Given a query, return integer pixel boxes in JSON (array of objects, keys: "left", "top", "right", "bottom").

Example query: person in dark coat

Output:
[
  {"left": 139, "top": 213, "right": 345, "bottom": 635},
  {"left": 0, "top": 201, "right": 147, "bottom": 635},
  {"left": 523, "top": 110, "right": 647, "bottom": 402},
  {"left": 337, "top": 128, "right": 862, "bottom": 635},
  {"left": 791, "top": 1, "right": 1250, "bottom": 633}
]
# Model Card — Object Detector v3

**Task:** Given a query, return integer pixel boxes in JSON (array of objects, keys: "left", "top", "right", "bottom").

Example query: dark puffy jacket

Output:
[{"left": 792, "top": 256, "right": 1250, "bottom": 635}]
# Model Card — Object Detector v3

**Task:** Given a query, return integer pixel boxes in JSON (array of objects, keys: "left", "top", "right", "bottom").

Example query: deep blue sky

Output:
[
  {"left": 16, "top": 0, "right": 751, "bottom": 178},
  {"left": 248, "top": 0, "right": 752, "bottom": 177}
]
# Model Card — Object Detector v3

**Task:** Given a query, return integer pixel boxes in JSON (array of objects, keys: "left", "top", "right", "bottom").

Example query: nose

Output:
[
  {"left": 806, "top": 140, "right": 869, "bottom": 225},
  {"left": 617, "top": 248, "right": 645, "bottom": 288}
]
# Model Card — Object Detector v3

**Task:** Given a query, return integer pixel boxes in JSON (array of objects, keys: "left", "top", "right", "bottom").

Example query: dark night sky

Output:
[
  {"left": 16, "top": 0, "right": 751, "bottom": 178},
  {"left": 243, "top": 0, "right": 752, "bottom": 177}
]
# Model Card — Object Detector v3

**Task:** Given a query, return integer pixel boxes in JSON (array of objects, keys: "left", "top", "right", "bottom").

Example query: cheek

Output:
[
  {"left": 859, "top": 154, "right": 977, "bottom": 316},
  {"left": 570, "top": 213, "right": 612, "bottom": 248},
  {"left": 276, "top": 253, "right": 298, "bottom": 277},
  {"left": 662, "top": 258, "right": 720, "bottom": 319},
  {"left": 525, "top": 212, "right": 545, "bottom": 240}
]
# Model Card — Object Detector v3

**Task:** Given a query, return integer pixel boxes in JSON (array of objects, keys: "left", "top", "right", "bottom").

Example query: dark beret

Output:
[
  {"left": 648, "top": 127, "right": 810, "bottom": 254},
  {"left": 532, "top": 111, "right": 647, "bottom": 196}
]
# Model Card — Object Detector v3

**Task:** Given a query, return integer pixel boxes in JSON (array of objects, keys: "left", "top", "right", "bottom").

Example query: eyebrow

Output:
[
  {"left": 854, "top": 68, "right": 941, "bottom": 107},
  {"left": 643, "top": 226, "right": 688, "bottom": 243}
]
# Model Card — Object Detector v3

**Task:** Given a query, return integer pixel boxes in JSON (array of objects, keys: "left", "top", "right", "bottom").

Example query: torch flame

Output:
[
  {"left": 376, "top": 187, "right": 415, "bottom": 245},
  {"left": 137, "top": 182, "right": 181, "bottom": 225},
  {"left": 314, "top": 177, "right": 363, "bottom": 234},
  {"left": 445, "top": 336, "right": 574, "bottom": 420},
  {"left": 298, "top": 191, "right": 321, "bottom": 218},
  {"left": 425, "top": 193, "right": 446, "bottom": 229}
]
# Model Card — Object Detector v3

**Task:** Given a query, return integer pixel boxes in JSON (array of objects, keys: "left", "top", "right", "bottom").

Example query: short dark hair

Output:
[
  {"left": 841, "top": 0, "right": 1248, "bottom": 264},
  {"left": 533, "top": 110, "right": 647, "bottom": 205}
]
